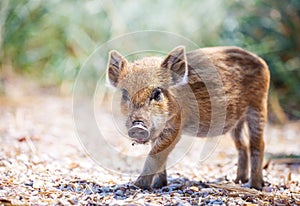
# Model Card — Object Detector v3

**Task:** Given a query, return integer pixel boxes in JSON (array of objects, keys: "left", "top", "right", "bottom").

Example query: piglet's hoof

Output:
[
  {"left": 234, "top": 176, "right": 249, "bottom": 184},
  {"left": 242, "top": 181, "right": 263, "bottom": 191},
  {"left": 134, "top": 175, "right": 152, "bottom": 190},
  {"left": 152, "top": 176, "right": 167, "bottom": 189}
]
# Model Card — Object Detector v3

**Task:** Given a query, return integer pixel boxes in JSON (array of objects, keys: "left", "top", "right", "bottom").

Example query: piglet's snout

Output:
[{"left": 128, "top": 121, "right": 150, "bottom": 140}]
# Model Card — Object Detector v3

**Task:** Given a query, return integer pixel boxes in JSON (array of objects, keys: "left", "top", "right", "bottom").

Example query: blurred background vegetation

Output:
[{"left": 0, "top": 0, "right": 299, "bottom": 121}]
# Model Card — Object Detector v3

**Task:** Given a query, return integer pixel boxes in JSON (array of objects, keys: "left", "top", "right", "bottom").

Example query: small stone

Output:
[
  {"left": 263, "top": 186, "right": 275, "bottom": 193},
  {"left": 84, "top": 189, "right": 93, "bottom": 195},
  {"left": 162, "top": 186, "right": 171, "bottom": 192},
  {"left": 169, "top": 183, "right": 182, "bottom": 190},
  {"left": 118, "top": 187, "right": 126, "bottom": 192},
  {"left": 93, "top": 187, "right": 102, "bottom": 193},
  {"left": 190, "top": 186, "right": 199, "bottom": 192},
  {"left": 185, "top": 189, "right": 194, "bottom": 195},
  {"left": 33, "top": 181, "right": 44, "bottom": 189},
  {"left": 24, "top": 180, "right": 33, "bottom": 187},
  {"left": 115, "top": 189, "right": 124, "bottom": 196},
  {"left": 74, "top": 186, "right": 82, "bottom": 193},
  {"left": 68, "top": 197, "right": 78, "bottom": 204},
  {"left": 102, "top": 186, "right": 111, "bottom": 193}
]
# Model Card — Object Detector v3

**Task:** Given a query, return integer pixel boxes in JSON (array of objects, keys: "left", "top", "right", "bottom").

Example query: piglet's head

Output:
[{"left": 106, "top": 46, "right": 188, "bottom": 144}]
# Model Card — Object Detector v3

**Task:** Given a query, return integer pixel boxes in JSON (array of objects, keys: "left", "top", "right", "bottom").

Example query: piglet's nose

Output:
[
  {"left": 132, "top": 121, "right": 144, "bottom": 126},
  {"left": 128, "top": 122, "right": 149, "bottom": 140}
]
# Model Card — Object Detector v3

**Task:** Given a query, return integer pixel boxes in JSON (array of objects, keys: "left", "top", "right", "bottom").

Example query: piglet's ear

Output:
[
  {"left": 106, "top": 50, "right": 128, "bottom": 87},
  {"left": 161, "top": 46, "right": 188, "bottom": 86}
]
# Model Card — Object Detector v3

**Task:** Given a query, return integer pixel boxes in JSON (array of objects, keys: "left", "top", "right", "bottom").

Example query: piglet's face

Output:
[{"left": 106, "top": 46, "right": 188, "bottom": 144}]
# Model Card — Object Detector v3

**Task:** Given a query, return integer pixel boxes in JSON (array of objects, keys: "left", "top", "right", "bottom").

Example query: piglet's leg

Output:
[
  {"left": 231, "top": 117, "right": 249, "bottom": 184},
  {"left": 134, "top": 154, "right": 168, "bottom": 190},
  {"left": 246, "top": 106, "right": 266, "bottom": 190},
  {"left": 134, "top": 124, "right": 181, "bottom": 190}
]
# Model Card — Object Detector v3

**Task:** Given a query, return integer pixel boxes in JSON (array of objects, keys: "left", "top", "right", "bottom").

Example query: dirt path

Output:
[{"left": 0, "top": 95, "right": 299, "bottom": 205}]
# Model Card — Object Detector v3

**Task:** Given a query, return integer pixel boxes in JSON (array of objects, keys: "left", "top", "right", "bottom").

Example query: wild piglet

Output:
[{"left": 106, "top": 46, "right": 270, "bottom": 190}]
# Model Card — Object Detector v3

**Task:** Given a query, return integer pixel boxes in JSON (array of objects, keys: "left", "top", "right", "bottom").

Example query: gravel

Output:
[{"left": 0, "top": 96, "right": 299, "bottom": 205}]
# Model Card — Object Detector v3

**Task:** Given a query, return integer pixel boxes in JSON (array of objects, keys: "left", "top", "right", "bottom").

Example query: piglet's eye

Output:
[
  {"left": 150, "top": 88, "right": 163, "bottom": 102},
  {"left": 121, "top": 89, "right": 130, "bottom": 101}
]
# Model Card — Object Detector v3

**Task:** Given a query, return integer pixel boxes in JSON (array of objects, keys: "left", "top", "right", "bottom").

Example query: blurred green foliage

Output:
[
  {"left": 0, "top": 0, "right": 110, "bottom": 85},
  {"left": 0, "top": 0, "right": 299, "bottom": 117},
  {"left": 220, "top": 0, "right": 300, "bottom": 119}
]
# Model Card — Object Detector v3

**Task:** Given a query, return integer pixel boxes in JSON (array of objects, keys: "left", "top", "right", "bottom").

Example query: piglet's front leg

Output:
[
  {"left": 134, "top": 155, "right": 167, "bottom": 190},
  {"left": 134, "top": 125, "right": 181, "bottom": 190}
]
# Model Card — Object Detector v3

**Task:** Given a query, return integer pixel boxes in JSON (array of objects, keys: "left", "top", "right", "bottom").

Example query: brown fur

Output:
[{"left": 106, "top": 46, "right": 270, "bottom": 190}]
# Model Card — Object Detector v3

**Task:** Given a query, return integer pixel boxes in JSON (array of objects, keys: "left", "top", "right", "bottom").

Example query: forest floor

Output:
[{"left": 0, "top": 88, "right": 300, "bottom": 205}]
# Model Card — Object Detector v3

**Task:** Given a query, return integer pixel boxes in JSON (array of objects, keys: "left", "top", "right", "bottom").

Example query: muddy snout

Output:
[{"left": 128, "top": 121, "right": 150, "bottom": 143}]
